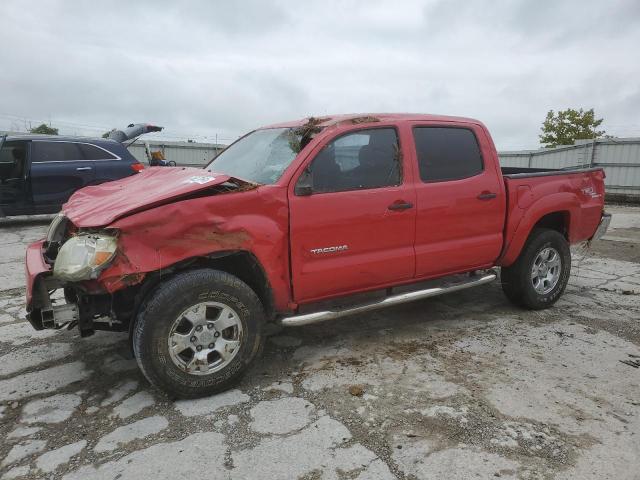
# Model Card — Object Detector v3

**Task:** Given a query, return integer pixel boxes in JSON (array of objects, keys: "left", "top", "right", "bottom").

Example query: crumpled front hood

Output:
[{"left": 64, "top": 167, "right": 234, "bottom": 227}]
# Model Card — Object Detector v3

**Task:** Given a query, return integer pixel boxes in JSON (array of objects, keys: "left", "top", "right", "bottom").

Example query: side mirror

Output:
[
  {"left": 295, "top": 167, "right": 313, "bottom": 196},
  {"left": 295, "top": 184, "right": 313, "bottom": 196}
]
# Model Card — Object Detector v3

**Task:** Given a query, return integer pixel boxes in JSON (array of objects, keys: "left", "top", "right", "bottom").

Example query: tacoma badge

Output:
[{"left": 310, "top": 245, "right": 349, "bottom": 255}]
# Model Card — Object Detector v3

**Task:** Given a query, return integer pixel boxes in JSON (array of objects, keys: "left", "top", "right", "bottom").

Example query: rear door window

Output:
[
  {"left": 413, "top": 127, "right": 483, "bottom": 182},
  {"left": 32, "top": 142, "right": 84, "bottom": 162},
  {"left": 78, "top": 143, "right": 118, "bottom": 160}
]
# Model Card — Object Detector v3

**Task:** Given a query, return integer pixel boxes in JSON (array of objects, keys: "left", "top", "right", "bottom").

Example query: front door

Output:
[
  {"left": 289, "top": 127, "right": 416, "bottom": 303},
  {"left": 411, "top": 124, "right": 505, "bottom": 277},
  {"left": 0, "top": 140, "right": 28, "bottom": 213}
]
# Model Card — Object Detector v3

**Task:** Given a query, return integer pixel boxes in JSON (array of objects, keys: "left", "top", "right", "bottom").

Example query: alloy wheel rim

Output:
[
  {"left": 531, "top": 247, "right": 562, "bottom": 295},
  {"left": 167, "top": 301, "right": 243, "bottom": 375}
]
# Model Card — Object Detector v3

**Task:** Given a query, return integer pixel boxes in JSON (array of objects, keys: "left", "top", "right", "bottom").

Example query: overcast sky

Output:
[{"left": 1, "top": 0, "right": 639, "bottom": 149}]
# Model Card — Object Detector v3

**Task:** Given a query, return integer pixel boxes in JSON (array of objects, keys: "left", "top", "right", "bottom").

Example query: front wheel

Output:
[
  {"left": 133, "top": 269, "right": 265, "bottom": 398},
  {"left": 501, "top": 228, "right": 571, "bottom": 310}
]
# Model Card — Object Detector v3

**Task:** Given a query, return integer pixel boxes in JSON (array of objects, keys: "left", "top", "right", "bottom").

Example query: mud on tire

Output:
[
  {"left": 500, "top": 228, "right": 571, "bottom": 310},
  {"left": 132, "top": 268, "right": 265, "bottom": 398}
]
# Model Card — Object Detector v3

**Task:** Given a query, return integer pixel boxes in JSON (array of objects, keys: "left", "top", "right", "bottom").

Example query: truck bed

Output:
[{"left": 498, "top": 166, "right": 606, "bottom": 266}]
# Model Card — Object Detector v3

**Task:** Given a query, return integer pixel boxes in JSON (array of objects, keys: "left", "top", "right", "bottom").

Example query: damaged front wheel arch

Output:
[{"left": 126, "top": 251, "right": 275, "bottom": 353}]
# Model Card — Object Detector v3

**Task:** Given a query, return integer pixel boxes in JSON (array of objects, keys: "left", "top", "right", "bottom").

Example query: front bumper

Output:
[
  {"left": 26, "top": 240, "right": 82, "bottom": 331},
  {"left": 25, "top": 240, "right": 49, "bottom": 305},
  {"left": 26, "top": 240, "right": 125, "bottom": 334},
  {"left": 25, "top": 240, "right": 53, "bottom": 330},
  {"left": 590, "top": 212, "right": 612, "bottom": 241}
]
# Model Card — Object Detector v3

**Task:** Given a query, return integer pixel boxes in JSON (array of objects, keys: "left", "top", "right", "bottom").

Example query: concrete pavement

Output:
[{"left": 1, "top": 207, "right": 639, "bottom": 479}]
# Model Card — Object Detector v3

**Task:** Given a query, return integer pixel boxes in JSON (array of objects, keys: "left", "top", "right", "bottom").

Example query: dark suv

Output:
[{"left": 0, "top": 135, "right": 144, "bottom": 217}]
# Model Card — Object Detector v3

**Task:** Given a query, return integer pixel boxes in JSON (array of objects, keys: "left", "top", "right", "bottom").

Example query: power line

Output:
[
  {"left": 0, "top": 112, "right": 236, "bottom": 143},
  {"left": 0, "top": 113, "right": 111, "bottom": 131}
]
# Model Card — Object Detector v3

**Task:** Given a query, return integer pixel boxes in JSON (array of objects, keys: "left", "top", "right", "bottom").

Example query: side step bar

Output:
[{"left": 280, "top": 271, "right": 497, "bottom": 327}]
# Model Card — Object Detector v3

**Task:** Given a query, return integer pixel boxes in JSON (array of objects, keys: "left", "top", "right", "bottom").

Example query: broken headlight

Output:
[
  {"left": 44, "top": 213, "right": 70, "bottom": 263},
  {"left": 53, "top": 233, "right": 118, "bottom": 281}
]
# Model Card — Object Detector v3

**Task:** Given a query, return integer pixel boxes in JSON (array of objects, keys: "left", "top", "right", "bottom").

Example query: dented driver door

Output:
[{"left": 289, "top": 126, "right": 416, "bottom": 303}]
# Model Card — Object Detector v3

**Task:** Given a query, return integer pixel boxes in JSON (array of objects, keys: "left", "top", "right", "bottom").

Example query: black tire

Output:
[
  {"left": 132, "top": 268, "right": 265, "bottom": 398},
  {"left": 63, "top": 287, "right": 77, "bottom": 304},
  {"left": 500, "top": 228, "right": 571, "bottom": 310}
]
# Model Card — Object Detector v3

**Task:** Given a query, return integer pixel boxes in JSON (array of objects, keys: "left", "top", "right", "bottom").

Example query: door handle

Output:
[
  {"left": 477, "top": 192, "right": 497, "bottom": 200},
  {"left": 388, "top": 201, "right": 413, "bottom": 211},
  {"left": 76, "top": 167, "right": 92, "bottom": 171}
]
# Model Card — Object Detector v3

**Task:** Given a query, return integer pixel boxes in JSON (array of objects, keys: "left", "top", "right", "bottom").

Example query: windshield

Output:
[{"left": 205, "top": 128, "right": 304, "bottom": 184}]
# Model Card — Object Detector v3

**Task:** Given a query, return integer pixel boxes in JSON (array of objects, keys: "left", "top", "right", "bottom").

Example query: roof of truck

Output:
[{"left": 262, "top": 113, "right": 482, "bottom": 129}]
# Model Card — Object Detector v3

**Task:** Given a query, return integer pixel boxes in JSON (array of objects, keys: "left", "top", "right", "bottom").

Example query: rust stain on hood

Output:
[{"left": 162, "top": 225, "right": 251, "bottom": 251}]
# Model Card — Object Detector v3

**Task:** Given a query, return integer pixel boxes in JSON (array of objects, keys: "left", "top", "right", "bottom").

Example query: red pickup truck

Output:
[{"left": 25, "top": 114, "right": 610, "bottom": 398}]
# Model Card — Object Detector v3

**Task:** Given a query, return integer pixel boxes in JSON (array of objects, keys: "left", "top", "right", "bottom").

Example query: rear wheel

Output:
[
  {"left": 501, "top": 228, "right": 571, "bottom": 310},
  {"left": 133, "top": 269, "right": 265, "bottom": 398}
]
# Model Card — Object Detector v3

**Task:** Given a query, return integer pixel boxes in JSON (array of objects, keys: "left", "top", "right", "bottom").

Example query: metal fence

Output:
[
  {"left": 128, "top": 140, "right": 225, "bottom": 167},
  {"left": 499, "top": 138, "right": 640, "bottom": 198}
]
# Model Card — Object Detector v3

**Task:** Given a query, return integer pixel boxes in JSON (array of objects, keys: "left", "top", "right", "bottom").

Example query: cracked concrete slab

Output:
[
  {"left": 397, "top": 446, "right": 520, "bottom": 479},
  {"left": 174, "top": 388, "right": 249, "bottom": 417},
  {"left": 100, "top": 380, "right": 139, "bottom": 406},
  {"left": 3, "top": 465, "right": 30, "bottom": 480},
  {"left": 35, "top": 440, "right": 87, "bottom": 473},
  {"left": 0, "top": 342, "right": 72, "bottom": 376},
  {"left": 0, "top": 361, "right": 90, "bottom": 401},
  {"left": 63, "top": 433, "right": 226, "bottom": 480},
  {"left": 249, "top": 397, "right": 314, "bottom": 434},
  {"left": 94, "top": 416, "right": 169, "bottom": 453},
  {"left": 2, "top": 439, "right": 47, "bottom": 467},
  {"left": 7, "top": 426, "right": 41, "bottom": 439},
  {"left": 111, "top": 390, "right": 156, "bottom": 419},
  {"left": 263, "top": 380, "right": 294, "bottom": 394},
  {"left": 21, "top": 393, "right": 82, "bottom": 424},
  {"left": 0, "top": 320, "right": 60, "bottom": 346},
  {"left": 232, "top": 415, "right": 395, "bottom": 479}
]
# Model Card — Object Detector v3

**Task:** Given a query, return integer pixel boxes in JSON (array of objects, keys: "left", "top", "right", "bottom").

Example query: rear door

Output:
[
  {"left": 30, "top": 141, "right": 97, "bottom": 208},
  {"left": 89, "top": 142, "right": 138, "bottom": 182},
  {"left": 410, "top": 124, "right": 505, "bottom": 277},
  {"left": 289, "top": 126, "right": 417, "bottom": 303}
]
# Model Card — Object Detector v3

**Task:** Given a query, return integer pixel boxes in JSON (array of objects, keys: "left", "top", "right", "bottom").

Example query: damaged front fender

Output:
[{"left": 94, "top": 186, "right": 292, "bottom": 311}]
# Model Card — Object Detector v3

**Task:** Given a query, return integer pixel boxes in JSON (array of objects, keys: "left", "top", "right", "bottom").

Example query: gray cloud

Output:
[{"left": 1, "top": 0, "right": 638, "bottom": 148}]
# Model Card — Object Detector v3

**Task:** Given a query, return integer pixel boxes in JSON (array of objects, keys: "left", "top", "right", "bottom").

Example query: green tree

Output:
[
  {"left": 101, "top": 131, "right": 110, "bottom": 138},
  {"left": 29, "top": 123, "right": 59, "bottom": 135},
  {"left": 539, "top": 108, "right": 605, "bottom": 147}
]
